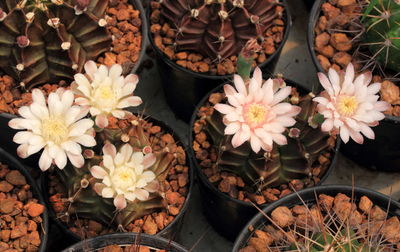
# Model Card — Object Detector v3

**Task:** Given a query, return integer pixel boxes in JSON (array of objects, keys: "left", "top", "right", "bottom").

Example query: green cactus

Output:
[
  {"left": 159, "top": 0, "right": 282, "bottom": 61},
  {"left": 0, "top": 0, "right": 112, "bottom": 89},
  {"left": 363, "top": 0, "right": 400, "bottom": 72},
  {"left": 52, "top": 120, "right": 175, "bottom": 230},
  {"left": 205, "top": 93, "right": 332, "bottom": 192}
]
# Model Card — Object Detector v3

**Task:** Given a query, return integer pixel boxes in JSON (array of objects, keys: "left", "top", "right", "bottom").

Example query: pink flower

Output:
[
  {"left": 313, "top": 63, "right": 389, "bottom": 144},
  {"left": 214, "top": 67, "right": 301, "bottom": 153}
]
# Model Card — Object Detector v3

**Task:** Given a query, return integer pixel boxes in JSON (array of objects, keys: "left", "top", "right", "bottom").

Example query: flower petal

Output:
[
  {"left": 90, "top": 165, "right": 108, "bottom": 179},
  {"left": 114, "top": 194, "right": 127, "bottom": 209}
]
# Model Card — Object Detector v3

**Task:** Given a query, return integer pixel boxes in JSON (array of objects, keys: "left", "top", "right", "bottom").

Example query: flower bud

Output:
[{"left": 16, "top": 36, "right": 30, "bottom": 48}]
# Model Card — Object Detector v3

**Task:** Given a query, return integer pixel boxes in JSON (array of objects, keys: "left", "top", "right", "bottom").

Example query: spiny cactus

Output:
[
  {"left": 363, "top": 0, "right": 400, "bottom": 72},
  {"left": 0, "top": 0, "right": 112, "bottom": 89},
  {"left": 160, "top": 0, "right": 282, "bottom": 61},
  {"left": 205, "top": 92, "right": 332, "bottom": 192},
  {"left": 53, "top": 119, "right": 175, "bottom": 230}
]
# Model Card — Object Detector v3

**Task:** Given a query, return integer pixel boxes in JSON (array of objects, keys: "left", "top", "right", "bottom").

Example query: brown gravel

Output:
[
  {"left": 48, "top": 115, "right": 190, "bottom": 239},
  {"left": 240, "top": 193, "right": 400, "bottom": 252},
  {"left": 313, "top": 0, "right": 400, "bottom": 116},
  {"left": 0, "top": 163, "right": 44, "bottom": 251},
  {"left": 100, "top": 244, "right": 168, "bottom": 252},
  {"left": 192, "top": 89, "right": 335, "bottom": 205},
  {"left": 0, "top": 0, "right": 143, "bottom": 115},
  {"left": 149, "top": 1, "right": 286, "bottom": 76}
]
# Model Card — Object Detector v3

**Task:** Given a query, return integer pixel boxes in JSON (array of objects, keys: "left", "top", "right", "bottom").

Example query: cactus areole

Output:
[
  {"left": 363, "top": 0, "right": 400, "bottom": 73},
  {"left": 159, "top": 0, "right": 282, "bottom": 61},
  {"left": 0, "top": 0, "right": 112, "bottom": 89}
]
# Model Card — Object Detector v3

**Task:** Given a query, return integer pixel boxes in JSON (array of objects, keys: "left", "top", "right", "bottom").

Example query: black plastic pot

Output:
[
  {"left": 189, "top": 79, "right": 340, "bottom": 241},
  {"left": 43, "top": 114, "right": 194, "bottom": 251},
  {"left": 0, "top": 147, "right": 49, "bottom": 252},
  {"left": 62, "top": 233, "right": 188, "bottom": 252},
  {"left": 232, "top": 185, "right": 400, "bottom": 251},
  {"left": 147, "top": 1, "right": 292, "bottom": 123},
  {"left": 307, "top": 0, "right": 400, "bottom": 172},
  {"left": 303, "top": 0, "right": 316, "bottom": 10}
]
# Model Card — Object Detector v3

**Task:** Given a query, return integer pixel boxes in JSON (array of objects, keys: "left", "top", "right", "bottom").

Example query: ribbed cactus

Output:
[
  {"left": 160, "top": 0, "right": 281, "bottom": 61},
  {"left": 205, "top": 91, "right": 332, "bottom": 192},
  {"left": 53, "top": 120, "right": 175, "bottom": 230},
  {"left": 0, "top": 0, "right": 112, "bottom": 89},
  {"left": 363, "top": 0, "right": 400, "bottom": 72}
]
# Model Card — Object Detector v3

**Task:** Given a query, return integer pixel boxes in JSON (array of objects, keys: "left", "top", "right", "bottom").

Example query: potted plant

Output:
[
  {"left": 233, "top": 185, "right": 400, "bottom": 251},
  {"left": 307, "top": 0, "right": 400, "bottom": 171},
  {"left": 62, "top": 233, "right": 188, "bottom": 252},
  {"left": 0, "top": 0, "right": 147, "bottom": 164},
  {"left": 0, "top": 147, "right": 49, "bottom": 252},
  {"left": 148, "top": 0, "right": 292, "bottom": 122},
  {"left": 8, "top": 61, "right": 192, "bottom": 250},
  {"left": 190, "top": 40, "right": 389, "bottom": 240}
]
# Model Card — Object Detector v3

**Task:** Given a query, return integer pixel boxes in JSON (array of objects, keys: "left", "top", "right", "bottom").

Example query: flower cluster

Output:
[{"left": 9, "top": 62, "right": 155, "bottom": 210}]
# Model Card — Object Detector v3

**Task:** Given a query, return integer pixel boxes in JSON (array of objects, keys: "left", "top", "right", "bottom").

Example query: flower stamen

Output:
[{"left": 337, "top": 96, "right": 358, "bottom": 117}]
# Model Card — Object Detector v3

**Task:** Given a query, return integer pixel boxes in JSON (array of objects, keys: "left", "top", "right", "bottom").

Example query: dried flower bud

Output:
[
  {"left": 47, "top": 18, "right": 60, "bottom": 28},
  {"left": 121, "top": 133, "right": 130, "bottom": 143},
  {"left": 218, "top": 10, "right": 228, "bottom": 20},
  {"left": 288, "top": 128, "right": 300, "bottom": 138},
  {"left": 80, "top": 178, "right": 89, "bottom": 188},
  {"left": 16, "top": 36, "right": 30, "bottom": 48},
  {"left": 83, "top": 149, "right": 95, "bottom": 159},
  {"left": 16, "top": 64, "right": 24, "bottom": 71},
  {"left": 25, "top": 12, "right": 34, "bottom": 22},
  {"left": 143, "top": 146, "right": 152, "bottom": 154},
  {"left": 61, "top": 42, "right": 71, "bottom": 50},
  {"left": 72, "top": 64, "right": 78, "bottom": 70},
  {"left": 98, "top": 18, "right": 107, "bottom": 27}
]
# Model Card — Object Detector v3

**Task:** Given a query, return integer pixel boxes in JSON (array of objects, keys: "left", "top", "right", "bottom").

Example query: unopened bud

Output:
[
  {"left": 250, "top": 15, "right": 259, "bottom": 24},
  {"left": 16, "top": 36, "right": 30, "bottom": 48},
  {"left": 25, "top": 12, "right": 34, "bottom": 22},
  {"left": 72, "top": 64, "right": 78, "bottom": 70},
  {"left": 121, "top": 133, "right": 130, "bottom": 143},
  {"left": 218, "top": 10, "right": 228, "bottom": 20},
  {"left": 98, "top": 18, "right": 107, "bottom": 27},
  {"left": 83, "top": 149, "right": 95, "bottom": 159},
  {"left": 143, "top": 146, "right": 152, "bottom": 154},
  {"left": 191, "top": 9, "right": 199, "bottom": 18},
  {"left": 80, "top": 178, "right": 89, "bottom": 188},
  {"left": 288, "top": 128, "right": 300, "bottom": 138}
]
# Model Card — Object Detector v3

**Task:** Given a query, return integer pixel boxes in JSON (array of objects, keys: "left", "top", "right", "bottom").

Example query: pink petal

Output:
[
  {"left": 254, "top": 128, "right": 273, "bottom": 147},
  {"left": 214, "top": 104, "right": 235, "bottom": 115},
  {"left": 84, "top": 60, "right": 98, "bottom": 79},
  {"left": 321, "top": 119, "right": 333, "bottom": 132},
  {"left": 262, "top": 79, "right": 274, "bottom": 104},
  {"left": 250, "top": 134, "right": 262, "bottom": 153},
  {"left": 339, "top": 126, "right": 350, "bottom": 143},
  {"left": 109, "top": 64, "right": 123, "bottom": 80},
  {"left": 144, "top": 180, "right": 159, "bottom": 193},
  {"left": 249, "top": 78, "right": 260, "bottom": 96},
  {"left": 95, "top": 114, "right": 109, "bottom": 128},
  {"left": 55, "top": 150, "right": 67, "bottom": 169},
  {"left": 124, "top": 74, "right": 139, "bottom": 86},
  {"left": 342, "top": 63, "right": 355, "bottom": 94},
  {"left": 328, "top": 68, "right": 340, "bottom": 95},
  {"left": 286, "top": 106, "right": 301, "bottom": 117},
  {"left": 363, "top": 71, "right": 372, "bottom": 86},
  {"left": 231, "top": 129, "right": 249, "bottom": 148},
  {"left": 90, "top": 165, "right": 108, "bottom": 179},
  {"left": 93, "top": 183, "right": 105, "bottom": 195},
  {"left": 272, "top": 103, "right": 292, "bottom": 115},
  {"left": 374, "top": 101, "right": 390, "bottom": 112},
  {"left": 67, "top": 152, "right": 84, "bottom": 168},
  {"left": 317, "top": 72, "right": 334, "bottom": 96},
  {"left": 17, "top": 143, "right": 29, "bottom": 159},
  {"left": 275, "top": 116, "right": 296, "bottom": 127},
  {"left": 223, "top": 84, "right": 237, "bottom": 96},
  {"left": 114, "top": 194, "right": 127, "bottom": 210},
  {"left": 360, "top": 124, "right": 375, "bottom": 140},
  {"left": 349, "top": 130, "right": 364, "bottom": 144},
  {"left": 117, "top": 96, "right": 142, "bottom": 109},
  {"left": 102, "top": 143, "right": 117, "bottom": 157},
  {"left": 142, "top": 153, "right": 156, "bottom": 169},
  {"left": 233, "top": 74, "right": 247, "bottom": 95},
  {"left": 39, "top": 148, "right": 52, "bottom": 171},
  {"left": 271, "top": 86, "right": 291, "bottom": 105},
  {"left": 253, "top": 67, "right": 262, "bottom": 85},
  {"left": 224, "top": 122, "right": 240, "bottom": 135},
  {"left": 272, "top": 133, "right": 287, "bottom": 145},
  {"left": 313, "top": 96, "right": 329, "bottom": 106}
]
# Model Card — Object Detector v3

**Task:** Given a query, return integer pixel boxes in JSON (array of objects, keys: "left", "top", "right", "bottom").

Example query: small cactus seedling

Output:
[
  {"left": 159, "top": 0, "right": 282, "bottom": 61},
  {"left": 362, "top": 0, "right": 400, "bottom": 72},
  {"left": 0, "top": 0, "right": 112, "bottom": 89}
]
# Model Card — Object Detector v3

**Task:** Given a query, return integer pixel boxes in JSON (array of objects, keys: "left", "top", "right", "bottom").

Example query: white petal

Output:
[
  {"left": 84, "top": 61, "right": 98, "bottom": 79},
  {"left": 321, "top": 119, "right": 334, "bottom": 132},
  {"left": 69, "top": 119, "right": 94, "bottom": 137},
  {"left": 233, "top": 74, "right": 247, "bottom": 95},
  {"left": 103, "top": 143, "right": 117, "bottom": 158},
  {"left": 117, "top": 96, "right": 142, "bottom": 109},
  {"left": 16, "top": 144, "right": 29, "bottom": 159},
  {"left": 90, "top": 165, "right": 108, "bottom": 179},
  {"left": 114, "top": 194, "right": 127, "bottom": 209},
  {"left": 272, "top": 133, "right": 287, "bottom": 145},
  {"left": 67, "top": 152, "right": 84, "bottom": 168},
  {"left": 39, "top": 148, "right": 52, "bottom": 171},
  {"left": 61, "top": 141, "right": 82, "bottom": 155},
  {"left": 214, "top": 104, "right": 235, "bottom": 115},
  {"left": 250, "top": 134, "right": 262, "bottom": 153},
  {"left": 72, "top": 135, "right": 96, "bottom": 147},
  {"left": 74, "top": 74, "right": 92, "bottom": 96},
  {"left": 224, "top": 84, "right": 237, "bottom": 96},
  {"left": 224, "top": 122, "right": 240, "bottom": 135},
  {"left": 317, "top": 72, "right": 334, "bottom": 96},
  {"left": 55, "top": 150, "right": 67, "bottom": 169},
  {"left": 102, "top": 187, "right": 114, "bottom": 198},
  {"left": 339, "top": 126, "right": 350, "bottom": 143},
  {"left": 253, "top": 67, "right": 262, "bottom": 86},
  {"left": 360, "top": 124, "right": 375, "bottom": 140},
  {"left": 272, "top": 103, "right": 292, "bottom": 115},
  {"left": 30, "top": 103, "right": 49, "bottom": 119},
  {"left": 13, "top": 131, "right": 33, "bottom": 144},
  {"left": 328, "top": 68, "right": 340, "bottom": 95},
  {"left": 271, "top": 86, "right": 291, "bottom": 105},
  {"left": 132, "top": 188, "right": 149, "bottom": 201},
  {"left": 61, "top": 90, "right": 74, "bottom": 108},
  {"left": 95, "top": 114, "right": 109, "bottom": 128},
  {"left": 262, "top": 79, "right": 274, "bottom": 104},
  {"left": 31, "top": 89, "right": 46, "bottom": 107},
  {"left": 109, "top": 64, "right": 123, "bottom": 81}
]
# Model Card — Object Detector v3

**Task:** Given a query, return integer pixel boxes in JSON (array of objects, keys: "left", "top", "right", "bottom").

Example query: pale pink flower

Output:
[
  {"left": 72, "top": 61, "right": 142, "bottom": 128},
  {"left": 313, "top": 63, "right": 389, "bottom": 144},
  {"left": 214, "top": 67, "right": 301, "bottom": 153},
  {"left": 9, "top": 88, "right": 95, "bottom": 171},
  {"left": 90, "top": 144, "right": 158, "bottom": 210}
]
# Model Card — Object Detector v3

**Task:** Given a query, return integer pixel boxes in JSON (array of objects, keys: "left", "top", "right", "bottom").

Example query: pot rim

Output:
[
  {"left": 188, "top": 78, "right": 341, "bottom": 210},
  {"left": 146, "top": 0, "right": 292, "bottom": 80},
  {"left": 306, "top": 0, "right": 400, "bottom": 123},
  {"left": 232, "top": 184, "right": 400, "bottom": 251},
  {"left": 41, "top": 113, "right": 194, "bottom": 242},
  {"left": 0, "top": 147, "right": 49, "bottom": 252},
  {"left": 61, "top": 232, "right": 188, "bottom": 252}
]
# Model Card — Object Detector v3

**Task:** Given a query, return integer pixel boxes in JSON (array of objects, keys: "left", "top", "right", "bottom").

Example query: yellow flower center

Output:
[
  {"left": 41, "top": 118, "right": 68, "bottom": 144},
  {"left": 337, "top": 96, "right": 358, "bottom": 117},
  {"left": 98, "top": 86, "right": 115, "bottom": 100},
  {"left": 94, "top": 85, "right": 117, "bottom": 110},
  {"left": 244, "top": 103, "right": 269, "bottom": 128},
  {"left": 112, "top": 167, "right": 136, "bottom": 189}
]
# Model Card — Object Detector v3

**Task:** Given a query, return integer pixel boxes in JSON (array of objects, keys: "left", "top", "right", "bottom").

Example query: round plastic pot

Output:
[
  {"left": 306, "top": 0, "right": 400, "bottom": 172},
  {"left": 303, "top": 0, "right": 316, "bottom": 9},
  {"left": 232, "top": 184, "right": 400, "bottom": 251},
  {"left": 188, "top": 79, "right": 340, "bottom": 241},
  {"left": 0, "top": 147, "right": 49, "bottom": 252},
  {"left": 62, "top": 233, "right": 188, "bottom": 252},
  {"left": 42, "top": 114, "right": 194, "bottom": 251},
  {"left": 0, "top": 0, "right": 147, "bottom": 165},
  {"left": 147, "top": 0, "right": 292, "bottom": 123}
]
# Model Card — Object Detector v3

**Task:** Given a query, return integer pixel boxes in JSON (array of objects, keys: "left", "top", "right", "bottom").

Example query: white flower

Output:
[
  {"left": 72, "top": 61, "right": 142, "bottom": 128},
  {"left": 214, "top": 67, "right": 301, "bottom": 153},
  {"left": 9, "top": 88, "right": 96, "bottom": 171},
  {"left": 90, "top": 144, "right": 158, "bottom": 210},
  {"left": 313, "top": 63, "right": 390, "bottom": 144}
]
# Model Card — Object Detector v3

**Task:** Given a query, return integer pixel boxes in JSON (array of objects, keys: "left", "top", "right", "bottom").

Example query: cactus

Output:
[
  {"left": 363, "top": 0, "right": 400, "bottom": 72},
  {"left": 53, "top": 119, "right": 175, "bottom": 230},
  {"left": 0, "top": 0, "right": 112, "bottom": 89},
  {"left": 205, "top": 92, "right": 332, "bottom": 192},
  {"left": 159, "top": 0, "right": 282, "bottom": 61}
]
